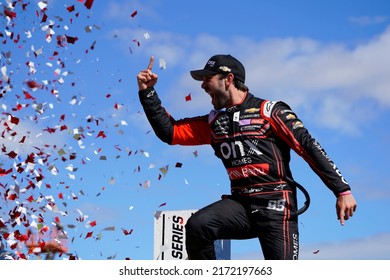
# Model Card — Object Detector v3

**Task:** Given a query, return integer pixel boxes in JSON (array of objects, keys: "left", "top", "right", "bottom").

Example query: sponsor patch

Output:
[
  {"left": 227, "top": 163, "right": 270, "bottom": 180},
  {"left": 263, "top": 101, "right": 278, "bottom": 118},
  {"left": 292, "top": 121, "right": 304, "bottom": 129},
  {"left": 244, "top": 107, "right": 260, "bottom": 113}
]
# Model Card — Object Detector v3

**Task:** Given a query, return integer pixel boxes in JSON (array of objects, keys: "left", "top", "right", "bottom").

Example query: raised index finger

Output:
[{"left": 147, "top": 56, "right": 154, "bottom": 71}]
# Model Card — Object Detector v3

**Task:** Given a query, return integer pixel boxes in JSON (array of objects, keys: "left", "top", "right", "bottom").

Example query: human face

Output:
[{"left": 201, "top": 75, "right": 230, "bottom": 110}]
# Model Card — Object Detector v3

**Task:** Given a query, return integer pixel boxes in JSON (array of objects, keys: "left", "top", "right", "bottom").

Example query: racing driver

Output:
[{"left": 136, "top": 54, "right": 357, "bottom": 260}]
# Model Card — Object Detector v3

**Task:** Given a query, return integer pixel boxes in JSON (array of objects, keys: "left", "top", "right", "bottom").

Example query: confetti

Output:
[
  {"left": 65, "top": 35, "right": 78, "bottom": 44},
  {"left": 122, "top": 228, "right": 133, "bottom": 236},
  {"left": 140, "top": 150, "right": 149, "bottom": 157},
  {"left": 4, "top": 9, "right": 17, "bottom": 20},
  {"left": 84, "top": 0, "right": 94, "bottom": 10},
  {"left": 102, "top": 226, "right": 115, "bottom": 232},
  {"left": 26, "top": 80, "right": 42, "bottom": 90},
  {"left": 159, "top": 58, "right": 166, "bottom": 70},
  {"left": 89, "top": 220, "right": 97, "bottom": 227},
  {"left": 109, "top": 177, "right": 116, "bottom": 185},
  {"left": 38, "top": 2, "right": 48, "bottom": 10},
  {"left": 131, "top": 11, "right": 138, "bottom": 18},
  {"left": 96, "top": 131, "right": 107, "bottom": 138},
  {"left": 159, "top": 165, "right": 169, "bottom": 177},
  {"left": 154, "top": 211, "right": 162, "bottom": 220},
  {"left": 0, "top": 0, "right": 170, "bottom": 260},
  {"left": 158, "top": 202, "right": 167, "bottom": 208},
  {"left": 66, "top": 5, "right": 75, "bottom": 13},
  {"left": 140, "top": 180, "right": 151, "bottom": 189}
]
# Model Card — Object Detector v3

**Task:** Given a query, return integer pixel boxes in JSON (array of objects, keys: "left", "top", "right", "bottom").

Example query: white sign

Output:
[{"left": 154, "top": 210, "right": 230, "bottom": 260}]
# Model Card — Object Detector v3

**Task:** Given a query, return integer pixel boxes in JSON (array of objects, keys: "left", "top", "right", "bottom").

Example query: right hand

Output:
[{"left": 137, "top": 56, "right": 158, "bottom": 91}]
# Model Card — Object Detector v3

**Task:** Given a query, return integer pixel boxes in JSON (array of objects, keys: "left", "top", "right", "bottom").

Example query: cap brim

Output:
[{"left": 190, "top": 69, "right": 218, "bottom": 81}]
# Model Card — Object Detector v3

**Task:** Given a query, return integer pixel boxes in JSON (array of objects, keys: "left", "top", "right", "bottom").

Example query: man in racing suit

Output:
[{"left": 136, "top": 54, "right": 357, "bottom": 260}]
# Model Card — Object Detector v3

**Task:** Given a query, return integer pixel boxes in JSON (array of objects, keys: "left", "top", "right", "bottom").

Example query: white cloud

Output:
[
  {"left": 299, "top": 232, "right": 390, "bottom": 260},
  {"left": 234, "top": 27, "right": 390, "bottom": 107},
  {"left": 349, "top": 16, "right": 388, "bottom": 26},
  {"left": 105, "top": 1, "right": 156, "bottom": 21},
  {"left": 116, "top": 5, "right": 390, "bottom": 134},
  {"left": 150, "top": 25, "right": 390, "bottom": 134},
  {"left": 0, "top": 116, "right": 68, "bottom": 156},
  {"left": 232, "top": 232, "right": 390, "bottom": 260}
]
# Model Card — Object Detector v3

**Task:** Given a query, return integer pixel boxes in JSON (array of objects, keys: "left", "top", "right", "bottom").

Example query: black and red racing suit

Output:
[{"left": 139, "top": 87, "right": 351, "bottom": 259}]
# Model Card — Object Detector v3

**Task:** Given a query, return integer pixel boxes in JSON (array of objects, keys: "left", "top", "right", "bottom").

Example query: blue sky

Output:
[{"left": 0, "top": 0, "right": 389, "bottom": 260}]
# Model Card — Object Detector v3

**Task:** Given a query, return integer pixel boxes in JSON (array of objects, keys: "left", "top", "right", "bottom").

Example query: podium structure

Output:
[{"left": 154, "top": 209, "right": 231, "bottom": 260}]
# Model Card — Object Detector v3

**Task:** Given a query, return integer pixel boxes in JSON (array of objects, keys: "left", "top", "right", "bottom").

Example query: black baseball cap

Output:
[{"left": 190, "top": 54, "right": 245, "bottom": 83}]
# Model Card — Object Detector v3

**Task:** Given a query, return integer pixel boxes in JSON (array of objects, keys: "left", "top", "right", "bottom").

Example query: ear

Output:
[{"left": 225, "top": 73, "right": 234, "bottom": 87}]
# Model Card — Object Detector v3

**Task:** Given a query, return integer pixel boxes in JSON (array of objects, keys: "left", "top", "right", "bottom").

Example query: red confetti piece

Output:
[
  {"left": 185, "top": 93, "right": 192, "bottom": 101},
  {"left": 66, "top": 5, "right": 75, "bottom": 13},
  {"left": 65, "top": 35, "right": 78, "bottom": 44},
  {"left": 10, "top": 115, "right": 19, "bottom": 125},
  {"left": 43, "top": 127, "right": 57, "bottom": 134},
  {"left": 26, "top": 80, "right": 42, "bottom": 90},
  {"left": 84, "top": 0, "right": 94, "bottom": 10},
  {"left": 122, "top": 228, "right": 133, "bottom": 236},
  {"left": 13, "top": 103, "right": 24, "bottom": 111},
  {"left": 7, "top": 193, "right": 17, "bottom": 200},
  {"left": 23, "top": 90, "right": 36, "bottom": 100},
  {"left": 85, "top": 232, "right": 93, "bottom": 239},
  {"left": 6, "top": 151, "right": 18, "bottom": 159},
  {"left": 0, "top": 168, "right": 12, "bottom": 176},
  {"left": 19, "top": 136, "right": 26, "bottom": 143},
  {"left": 131, "top": 11, "right": 138, "bottom": 18},
  {"left": 89, "top": 220, "right": 97, "bottom": 227},
  {"left": 96, "top": 131, "right": 106, "bottom": 138},
  {"left": 4, "top": 8, "right": 17, "bottom": 19},
  {"left": 40, "top": 225, "right": 49, "bottom": 234},
  {"left": 41, "top": 13, "right": 48, "bottom": 23}
]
